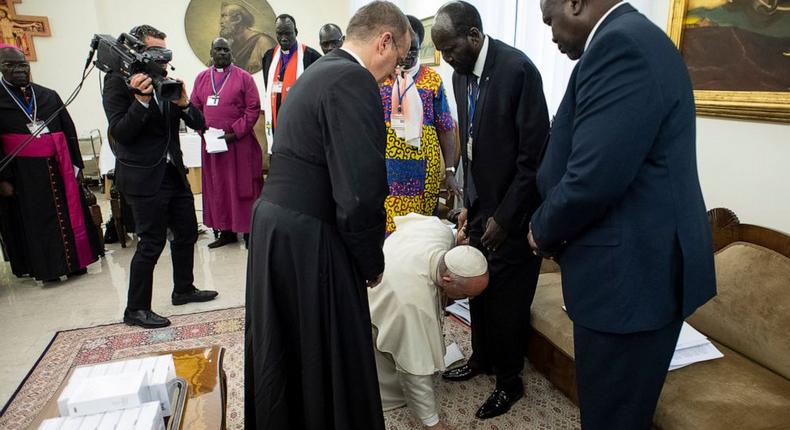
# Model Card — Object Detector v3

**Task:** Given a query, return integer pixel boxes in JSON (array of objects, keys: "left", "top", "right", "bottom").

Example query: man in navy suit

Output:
[{"left": 530, "top": 1, "right": 717, "bottom": 428}]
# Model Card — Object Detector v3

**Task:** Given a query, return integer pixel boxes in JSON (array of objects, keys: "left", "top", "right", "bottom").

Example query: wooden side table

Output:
[{"left": 29, "top": 346, "right": 227, "bottom": 430}]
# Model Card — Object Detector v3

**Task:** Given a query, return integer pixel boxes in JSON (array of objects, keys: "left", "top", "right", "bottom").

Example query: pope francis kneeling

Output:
[{"left": 368, "top": 213, "right": 489, "bottom": 430}]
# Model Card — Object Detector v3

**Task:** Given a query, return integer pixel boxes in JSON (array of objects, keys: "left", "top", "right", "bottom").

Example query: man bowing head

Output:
[
  {"left": 244, "top": 2, "right": 410, "bottom": 429},
  {"left": 531, "top": 1, "right": 716, "bottom": 429}
]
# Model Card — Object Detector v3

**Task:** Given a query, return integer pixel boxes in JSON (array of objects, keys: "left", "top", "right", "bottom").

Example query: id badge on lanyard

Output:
[
  {"left": 1, "top": 80, "right": 48, "bottom": 136},
  {"left": 208, "top": 67, "right": 230, "bottom": 107},
  {"left": 272, "top": 81, "right": 284, "bottom": 94},
  {"left": 27, "top": 120, "right": 49, "bottom": 135}
]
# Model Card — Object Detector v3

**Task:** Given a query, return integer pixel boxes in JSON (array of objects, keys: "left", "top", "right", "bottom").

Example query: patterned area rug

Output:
[{"left": 0, "top": 307, "right": 580, "bottom": 430}]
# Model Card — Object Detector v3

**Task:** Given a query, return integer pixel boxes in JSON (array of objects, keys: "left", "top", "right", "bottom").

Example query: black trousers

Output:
[
  {"left": 467, "top": 216, "right": 542, "bottom": 393},
  {"left": 124, "top": 164, "right": 197, "bottom": 311},
  {"left": 574, "top": 319, "right": 683, "bottom": 430}
]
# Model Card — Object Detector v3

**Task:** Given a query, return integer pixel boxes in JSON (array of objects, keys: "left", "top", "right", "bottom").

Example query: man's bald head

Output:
[
  {"left": 0, "top": 46, "right": 30, "bottom": 87},
  {"left": 432, "top": 1, "right": 484, "bottom": 75},
  {"left": 540, "top": 0, "right": 621, "bottom": 60},
  {"left": 319, "top": 23, "right": 344, "bottom": 54},
  {"left": 210, "top": 37, "right": 233, "bottom": 68}
]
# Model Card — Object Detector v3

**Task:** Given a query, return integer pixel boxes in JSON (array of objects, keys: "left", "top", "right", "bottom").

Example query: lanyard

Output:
[
  {"left": 394, "top": 76, "right": 416, "bottom": 114},
  {"left": 210, "top": 66, "right": 232, "bottom": 96},
  {"left": 1, "top": 79, "right": 37, "bottom": 122}
]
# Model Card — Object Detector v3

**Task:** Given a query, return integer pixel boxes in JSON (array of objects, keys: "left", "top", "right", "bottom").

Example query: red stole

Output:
[{"left": 271, "top": 53, "right": 299, "bottom": 129}]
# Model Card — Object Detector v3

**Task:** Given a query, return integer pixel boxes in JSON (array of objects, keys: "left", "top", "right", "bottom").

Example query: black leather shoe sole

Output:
[
  {"left": 123, "top": 315, "right": 171, "bottom": 329},
  {"left": 442, "top": 365, "right": 482, "bottom": 381},
  {"left": 172, "top": 290, "right": 219, "bottom": 306}
]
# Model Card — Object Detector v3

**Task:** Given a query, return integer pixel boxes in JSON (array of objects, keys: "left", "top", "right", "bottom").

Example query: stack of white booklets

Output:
[
  {"left": 446, "top": 298, "right": 471, "bottom": 325},
  {"left": 38, "top": 355, "right": 176, "bottom": 430},
  {"left": 670, "top": 322, "right": 724, "bottom": 371}
]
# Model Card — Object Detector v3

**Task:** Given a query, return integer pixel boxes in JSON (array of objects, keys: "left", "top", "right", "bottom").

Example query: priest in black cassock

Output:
[
  {"left": 244, "top": 2, "right": 412, "bottom": 429},
  {"left": 0, "top": 45, "right": 102, "bottom": 282}
]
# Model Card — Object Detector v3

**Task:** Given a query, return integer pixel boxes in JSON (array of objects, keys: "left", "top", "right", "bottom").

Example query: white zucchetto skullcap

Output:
[{"left": 445, "top": 246, "right": 488, "bottom": 277}]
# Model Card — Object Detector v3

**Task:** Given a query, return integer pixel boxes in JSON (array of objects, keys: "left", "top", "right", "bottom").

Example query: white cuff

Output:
[
  {"left": 137, "top": 99, "right": 150, "bottom": 108},
  {"left": 422, "top": 414, "right": 440, "bottom": 427}
]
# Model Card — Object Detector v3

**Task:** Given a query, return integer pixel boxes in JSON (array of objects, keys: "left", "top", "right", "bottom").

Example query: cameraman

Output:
[{"left": 102, "top": 25, "right": 217, "bottom": 329}]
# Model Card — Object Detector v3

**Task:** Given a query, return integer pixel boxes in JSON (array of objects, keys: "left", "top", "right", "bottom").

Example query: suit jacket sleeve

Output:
[
  {"left": 493, "top": 62, "right": 549, "bottom": 232},
  {"left": 102, "top": 73, "right": 152, "bottom": 144},
  {"left": 321, "top": 68, "right": 388, "bottom": 281},
  {"left": 54, "top": 93, "right": 84, "bottom": 169},
  {"left": 261, "top": 51, "right": 272, "bottom": 90},
  {"left": 177, "top": 101, "right": 206, "bottom": 131},
  {"left": 531, "top": 31, "right": 664, "bottom": 249}
]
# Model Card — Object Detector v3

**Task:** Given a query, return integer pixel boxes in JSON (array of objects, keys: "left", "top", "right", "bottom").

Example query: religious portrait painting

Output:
[
  {"left": 185, "top": 0, "right": 276, "bottom": 74},
  {"left": 0, "top": 0, "right": 51, "bottom": 61},
  {"left": 668, "top": 0, "right": 790, "bottom": 122},
  {"left": 420, "top": 15, "right": 441, "bottom": 66}
]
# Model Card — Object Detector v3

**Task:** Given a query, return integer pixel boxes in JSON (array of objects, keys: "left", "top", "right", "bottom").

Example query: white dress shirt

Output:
[{"left": 472, "top": 35, "right": 490, "bottom": 82}]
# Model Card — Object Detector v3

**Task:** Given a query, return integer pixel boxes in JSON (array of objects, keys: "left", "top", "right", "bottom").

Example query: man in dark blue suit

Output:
[{"left": 530, "top": 1, "right": 717, "bottom": 428}]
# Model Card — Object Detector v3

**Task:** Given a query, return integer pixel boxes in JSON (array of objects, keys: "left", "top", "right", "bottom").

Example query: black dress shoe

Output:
[
  {"left": 442, "top": 364, "right": 482, "bottom": 381},
  {"left": 475, "top": 389, "right": 524, "bottom": 420},
  {"left": 123, "top": 309, "right": 171, "bottom": 329},
  {"left": 67, "top": 268, "right": 88, "bottom": 278},
  {"left": 207, "top": 232, "right": 237, "bottom": 249},
  {"left": 171, "top": 288, "right": 219, "bottom": 305}
]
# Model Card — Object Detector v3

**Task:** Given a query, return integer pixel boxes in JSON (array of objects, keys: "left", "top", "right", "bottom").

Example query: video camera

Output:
[{"left": 90, "top": 32, "right": 181, "bottom": 101}]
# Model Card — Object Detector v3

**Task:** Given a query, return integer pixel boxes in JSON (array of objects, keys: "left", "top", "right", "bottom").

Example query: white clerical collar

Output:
[
  {"left": 339, "top": 47, "right": 366, "bottom": 68},
  {"left": 584, "top": 1, "right": 628, "bottom": 54},
  {"left": 472, "top": 35, "right": 489, "bottom": 82}
]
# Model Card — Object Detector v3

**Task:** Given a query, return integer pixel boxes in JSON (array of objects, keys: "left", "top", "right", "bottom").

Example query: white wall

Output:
[
  {"left": 16, "top": 0, "right": 790, "bottom": 232},
  {"left": 14, "top": 0, "right": 350, "bottom": 138},
  {"left": 639, "top": 0, "right": 790, "bottom": 234}
]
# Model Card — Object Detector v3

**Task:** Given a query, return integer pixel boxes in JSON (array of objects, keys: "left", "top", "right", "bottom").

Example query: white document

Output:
[
  {"left": 675, "top": 322, "right": 710, "bottom": 350},
  {"left": 203, "top": 127, "right": 228, "bottom": 154},
  {"left": 668, "top": 322, "right": 724, "bottom": 371},
  {"left": 670, "top": 342, "right": 724, "bottom": 371},
  {"left": 443, "top": 342, "right": 465, "bottom": 368},
  {"left": 446, "top": 300, "right": 471, "bottom": 325}
]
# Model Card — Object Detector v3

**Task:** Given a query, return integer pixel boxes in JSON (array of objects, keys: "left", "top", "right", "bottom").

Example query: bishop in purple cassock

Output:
[{"left": 191, "top": 37, "right": 262, "bottom": 248}]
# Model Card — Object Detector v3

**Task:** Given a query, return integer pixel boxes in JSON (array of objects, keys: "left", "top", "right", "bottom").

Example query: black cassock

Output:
[
  {"left": 245, "top": 49, "right": 388, "bottom": 429},
  {"left": 0, "top": 83, "right": 102, "bottom": 280}
]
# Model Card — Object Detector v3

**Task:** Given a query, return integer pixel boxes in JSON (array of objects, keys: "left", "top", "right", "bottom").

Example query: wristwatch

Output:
[{"left": 445, "top": 166, "right": 456, "bottom": 174}]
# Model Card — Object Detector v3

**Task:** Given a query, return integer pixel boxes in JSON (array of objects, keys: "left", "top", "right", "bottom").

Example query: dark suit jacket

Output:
[
  {"left": 261, "top": 45, "right": 322, "bottom": 90},
  {"left": 453, "top": 38, "right": 549, "bottom": 254},
  {"left": 531, "top": 4, "right": 716, "bottom": 334},
  {"left": 102, "top": 73, "right": 205, "bottom": 196}
]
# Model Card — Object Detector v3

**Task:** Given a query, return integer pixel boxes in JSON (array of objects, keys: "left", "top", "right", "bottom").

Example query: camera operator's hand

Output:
[
  {"left": 129, "top": 73, "right": 153, "bottom": 104},
  {"left": 172, "top": 79, "right": 190, "bottom": 108}
]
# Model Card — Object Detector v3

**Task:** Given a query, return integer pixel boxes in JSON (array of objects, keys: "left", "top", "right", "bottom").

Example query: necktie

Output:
[{"left": 466, "top": 74, "right": 480, "bottom": 205}]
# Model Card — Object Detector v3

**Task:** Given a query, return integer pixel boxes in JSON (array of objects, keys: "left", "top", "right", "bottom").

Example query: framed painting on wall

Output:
[
  {"left": 419, "top": 15, "right": 441, "bottom": 66},
  {"left": 667, "top": 0, "right": 790, "bottom": 123}
]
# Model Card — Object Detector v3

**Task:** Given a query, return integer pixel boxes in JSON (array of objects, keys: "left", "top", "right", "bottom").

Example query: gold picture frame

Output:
[
  {"left": 420, "top": 15, "right": 441, "bottom": 66},
  {"left": 667, "top": 0, "right": 790, "bottom": 123}
]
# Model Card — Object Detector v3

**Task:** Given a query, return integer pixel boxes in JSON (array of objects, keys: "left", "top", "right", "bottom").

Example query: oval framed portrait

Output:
[{"left": 184, "top": 0, "right": 277, "bottom": 74}]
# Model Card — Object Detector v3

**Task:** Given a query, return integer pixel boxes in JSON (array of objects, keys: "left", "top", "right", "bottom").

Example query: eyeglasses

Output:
[{"left": 390, "top": 35, "right": 409, "bottom": 68}]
